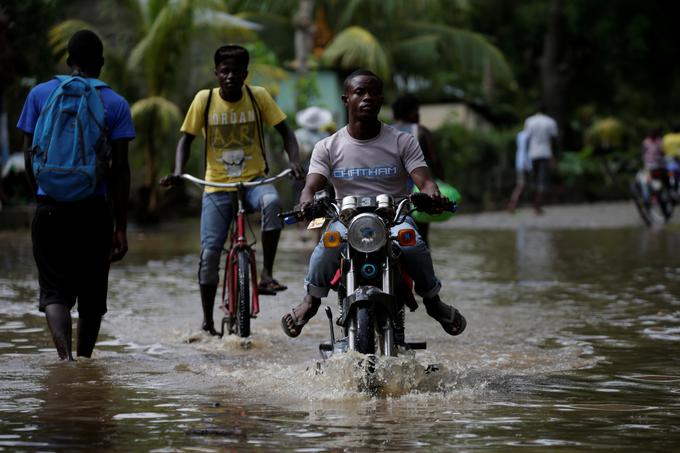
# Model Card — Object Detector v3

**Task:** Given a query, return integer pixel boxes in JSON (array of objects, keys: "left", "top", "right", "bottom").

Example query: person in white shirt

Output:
[
  {"left": 523, "top": 106, "right": 558, "bottom": 214},
  {"left": 506, "top": 129, "right": 530, "bottom": 213}
]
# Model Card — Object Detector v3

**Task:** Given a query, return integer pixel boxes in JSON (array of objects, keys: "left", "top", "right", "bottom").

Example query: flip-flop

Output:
[
  {"left": 281, "top": 305, "right": 310, "bottom": 338},
  {"left": 258, "top": 279, "right": 288, "bottom": 295},
  {"left": 425, "top": 299, "right": 467, "bottom": 336}
]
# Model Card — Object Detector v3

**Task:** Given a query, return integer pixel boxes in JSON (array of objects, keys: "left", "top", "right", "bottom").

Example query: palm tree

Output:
[
  {"left": 49, "top": 0, "right": 262, "bottom": 218},
  {"left": 232, "top": 0, "right": 514, "bottom": 99}
]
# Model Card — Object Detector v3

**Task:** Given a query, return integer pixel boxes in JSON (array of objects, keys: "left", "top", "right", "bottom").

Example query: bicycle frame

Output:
[{"left": 224, "top": 186, "right": 261, "bottom": 318}]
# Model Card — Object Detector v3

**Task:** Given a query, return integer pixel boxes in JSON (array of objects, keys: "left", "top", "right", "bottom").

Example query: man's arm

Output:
[
  {"left": 160, "top": 133, "right": 195, "bottom": 186},
  {"left": 298, "top": 173, "right": 328, "bottom": 209},
  {"left": 22, "top": 133, "right": 37, "bottom": 198},
  {"left": 410, "top": 166, "right": 441, "bottom": 198},
  {"left": 109, "top": 139, "right": 131, "bottom": 262},
  {"left": 274, "top": 120, "right": 304, "bottom": 179}
]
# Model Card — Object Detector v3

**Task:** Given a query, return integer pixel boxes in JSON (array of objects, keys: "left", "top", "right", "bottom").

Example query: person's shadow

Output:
[{"left": 33, "top": 361, "right": 116, "bottom": 450}]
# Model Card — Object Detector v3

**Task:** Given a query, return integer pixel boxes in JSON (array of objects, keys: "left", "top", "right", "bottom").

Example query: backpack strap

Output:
[
  {"left": 203, "top": 88, "right": 213, "bottom": 174},
  {"left": 245, "top": 85, "right": 269, "bottom": 174}
]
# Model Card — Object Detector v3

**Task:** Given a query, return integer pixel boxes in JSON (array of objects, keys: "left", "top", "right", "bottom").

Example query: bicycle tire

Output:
[
  {"left": 355, "top": 306, "right": 376, "bottom": 354},
  {"left": 630, "top": 179, "right": 652, "bottom": 226},
  {"left": 236, "top": 250, "right": 251, "bottom": 338},
  {"left": 659, "top": 189, "right": 674, "bottom": 221},
  {"left": 647, "top": 192, "right": 672, "bottom": 226}
]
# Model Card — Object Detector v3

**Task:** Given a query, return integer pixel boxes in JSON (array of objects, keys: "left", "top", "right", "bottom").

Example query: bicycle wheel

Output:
[
  {"left": 630, "top": 179, "right": 652, "bottom": 226},
  {"left": 235, "top": 250, "right": 251, "bottom": 337},
  {"left": 647, "top": 191, "right": 672, "bottom": 226}
]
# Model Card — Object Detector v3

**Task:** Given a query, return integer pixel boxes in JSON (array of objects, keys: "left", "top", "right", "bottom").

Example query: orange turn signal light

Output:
[
  {"left": 323, "top": 231, "right": 342, "bottom": 248},
  {"left": 397, "top": 229, "right": 417, "bottom": 246}
]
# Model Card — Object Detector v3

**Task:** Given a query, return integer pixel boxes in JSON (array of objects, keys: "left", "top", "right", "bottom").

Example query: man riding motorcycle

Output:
[{"left": 281, "top": 69, "right": 466, "bottom": 339}]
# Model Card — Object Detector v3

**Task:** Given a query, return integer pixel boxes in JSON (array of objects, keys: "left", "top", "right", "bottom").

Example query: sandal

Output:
[
  {"left": 258, "top": 278, "right": 288, "bottom": 296},
  {"left": 281, "top": 297, "right": 320, "bottom": 338},
  {"left": 424, "top": 297, "right": 467, "bottom": 336}
]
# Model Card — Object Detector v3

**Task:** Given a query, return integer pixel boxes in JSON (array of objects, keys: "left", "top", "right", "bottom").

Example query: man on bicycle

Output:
[
  {"left": 162, "top": 45, "right": 303, "bottom": 335},
  {"left": 281, "top": 69, "right": 466, "bottom": 339}
]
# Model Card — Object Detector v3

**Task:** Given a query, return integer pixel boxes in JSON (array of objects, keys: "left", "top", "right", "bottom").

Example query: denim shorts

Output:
[{"left": 198, "top": 181, "right": 282, "bottom": 285}]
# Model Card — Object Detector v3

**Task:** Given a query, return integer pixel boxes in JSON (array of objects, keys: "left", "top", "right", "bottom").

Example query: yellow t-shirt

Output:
[
  {"left": 180, "top": 85, "right": 286, "bottom": 192},
  {"left": 662, "top": 132, "right": 680, "bottom": 158}
]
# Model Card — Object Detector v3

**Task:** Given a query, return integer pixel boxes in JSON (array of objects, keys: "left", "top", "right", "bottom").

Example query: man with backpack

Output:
[
  {"left": 160, "top": 45, "right": 302, "bottom": 336},
  {"left": 17, "top": 30, "right": 135, "bottom": 360}
]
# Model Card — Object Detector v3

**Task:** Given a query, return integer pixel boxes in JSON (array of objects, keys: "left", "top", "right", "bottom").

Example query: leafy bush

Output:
[{"left": 434, "top": 124, "right": 516, "bottom": 210}]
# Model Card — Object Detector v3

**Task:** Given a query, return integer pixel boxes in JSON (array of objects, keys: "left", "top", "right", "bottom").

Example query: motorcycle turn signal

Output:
[
  {"left": 397, "top": 229, "right": 417, "bottom": 247},
  {"left": 323, "top": 231, "right": 342, "bottom": 248}
]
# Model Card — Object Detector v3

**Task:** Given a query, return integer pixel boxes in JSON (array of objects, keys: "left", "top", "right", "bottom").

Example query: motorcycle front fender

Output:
[{"left": 337, "top": 285, "right": 396, "bottom": 327}]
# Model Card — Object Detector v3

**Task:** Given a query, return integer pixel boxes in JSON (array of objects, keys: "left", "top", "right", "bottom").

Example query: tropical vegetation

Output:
[{"left": 2, "top": 0, "right": 679, "bottom": 215}]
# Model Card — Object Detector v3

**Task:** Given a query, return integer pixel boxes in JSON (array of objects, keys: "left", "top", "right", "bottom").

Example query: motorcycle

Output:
[{"left": 280, "top": 191, "right": 456, "bottom": 362}]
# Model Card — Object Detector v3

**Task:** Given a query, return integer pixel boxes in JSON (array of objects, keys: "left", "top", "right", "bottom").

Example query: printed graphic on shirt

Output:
[
  {"left": 218, "top": 149, "right": 253, "bottom": 177},
  {"left": 333, "top": 166, "right": 398, "bottom": 179},
  {"left": 209, "top": 110, "right": 257, "bottom": 177}
]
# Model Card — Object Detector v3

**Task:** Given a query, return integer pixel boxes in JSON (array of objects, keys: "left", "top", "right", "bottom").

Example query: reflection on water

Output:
[{"left": 1, "top": 221, "right": 679, "bottom": 451}]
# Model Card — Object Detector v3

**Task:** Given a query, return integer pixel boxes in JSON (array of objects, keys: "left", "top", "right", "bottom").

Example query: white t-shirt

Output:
[
  {"left": 524, "top": 113, "right": 558, "bottom": 160},
  {"left": 308, "top": 123, "right": 427, "bottom": 200}
]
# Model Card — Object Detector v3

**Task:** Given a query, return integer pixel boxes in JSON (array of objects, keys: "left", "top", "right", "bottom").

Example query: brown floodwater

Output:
[{"left": 1, "top": 217, "right": 679, "bottom": 452}]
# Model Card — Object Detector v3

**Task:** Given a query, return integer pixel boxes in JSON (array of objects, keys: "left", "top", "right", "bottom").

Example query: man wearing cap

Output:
[{"left": 17, "top": 30, "right": 135, "bottom": 360}]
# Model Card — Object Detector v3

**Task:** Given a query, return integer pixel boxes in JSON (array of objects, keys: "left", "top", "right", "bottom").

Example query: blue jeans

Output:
[
  {"left": 199, "top": 181, "right": 282, "bottom": 285},
  {"left": 305, "top": 217, "right": 441, "bottom": 299}
]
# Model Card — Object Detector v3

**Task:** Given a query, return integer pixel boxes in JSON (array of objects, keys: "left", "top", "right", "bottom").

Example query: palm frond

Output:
[
  {"left": 248, "top": 62, "right": 289, "bottom": 96},
  {"left": 390, "top": 34, "right": 440, "bottom": 70},
  {"left": 48, "top": 19, "right": 96, "bottom": 62},
  {"left": 130, "top": 96, "right": 182, "bottom": 132},
  {"left": 194, "top": 9, "right": 263, "bottom": 30},
  {"left": 128, "top": 0, "right": 195, "bottom": 95},
  {"left": 321, "top": 26, "right": 390, "bottom": 80},
  {"left": 403, "top": 22, "right": 515, "bottom": 87}
]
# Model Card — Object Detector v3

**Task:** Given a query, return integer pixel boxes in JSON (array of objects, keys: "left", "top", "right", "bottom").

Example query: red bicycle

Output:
[{"left": 181, "top": 169, "right": 292, "bottom": 337}]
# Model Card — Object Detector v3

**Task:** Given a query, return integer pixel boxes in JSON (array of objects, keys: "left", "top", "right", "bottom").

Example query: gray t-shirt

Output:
[{"left": 308, "top": 123, "right": 427, "bottom": 200}]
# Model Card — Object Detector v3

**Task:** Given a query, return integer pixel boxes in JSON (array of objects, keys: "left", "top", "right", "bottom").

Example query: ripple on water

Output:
[
  {"left": 112, "top": 412, "right": 169, "bottom": 420},
  {"left": 556, "top": 403, "right": 657, "bottom": 412},
  {"left": 625, "top": 374, "right": 680, "bottom": 383},
  {"left": 642, "top": 326, "right": 680, "bottom": 341}
]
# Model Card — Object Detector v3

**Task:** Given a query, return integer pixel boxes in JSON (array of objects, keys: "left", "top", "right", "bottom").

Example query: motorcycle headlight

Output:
[{"left": 347, "top": 213, "right": 387, "bottom": 253}]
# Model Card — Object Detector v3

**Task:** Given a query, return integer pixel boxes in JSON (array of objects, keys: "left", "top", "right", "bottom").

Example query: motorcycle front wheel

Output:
[{"left": 355, "top": 307, "right": 376, "bottom": 354}]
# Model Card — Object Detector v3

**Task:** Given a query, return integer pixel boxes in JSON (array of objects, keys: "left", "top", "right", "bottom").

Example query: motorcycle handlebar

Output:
[
  {"left": 410, "top": 192, "right": 457, "bottom": 214},
  {"left": 278, "top": 202, "right": 330, "bottom": 224},
  {"left": 279, "top": 192, "right": 456, "bottom": 225}
]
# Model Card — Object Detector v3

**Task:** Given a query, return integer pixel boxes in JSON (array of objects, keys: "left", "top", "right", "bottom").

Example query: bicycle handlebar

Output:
[{"left": 181, "top": 168, "right": 292, "bottom": 188}]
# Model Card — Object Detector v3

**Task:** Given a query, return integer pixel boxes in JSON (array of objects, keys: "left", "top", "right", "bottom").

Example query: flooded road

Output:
[{"left": 1, "top": 210, "right": 680, "bottom": 451}]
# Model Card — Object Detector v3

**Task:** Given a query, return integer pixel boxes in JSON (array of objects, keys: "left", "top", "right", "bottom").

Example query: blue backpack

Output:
[{"left": 32, "top": 75, "right": 110, "bottom": 202}]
